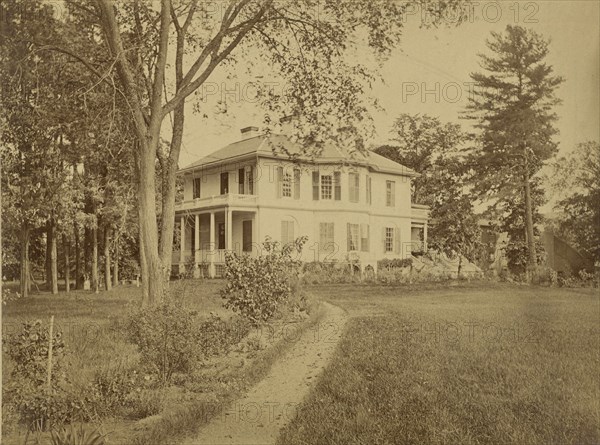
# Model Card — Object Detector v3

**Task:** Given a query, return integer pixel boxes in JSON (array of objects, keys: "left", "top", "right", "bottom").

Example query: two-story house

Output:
[{"left": 173, "top": 126, "right": 429, "bottom": 277}]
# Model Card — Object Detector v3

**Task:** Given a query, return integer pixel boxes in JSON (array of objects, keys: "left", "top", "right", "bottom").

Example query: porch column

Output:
[
  {"left": 423, "top": 223, "right": 428, "bottom": 252},
  {"left": 194, "top": 214, "right": 200, "bottom": 278},
  {"left": 209, "top": 211, "right": 215, "bottom": 278},
  {"left": 226, "top": 208, "right": 233, "bottom": 252},
  {"left": 179, "top": 216, "right": 185, "bottom": 274}
]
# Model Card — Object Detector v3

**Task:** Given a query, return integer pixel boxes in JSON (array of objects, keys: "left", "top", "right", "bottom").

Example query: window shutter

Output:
[
  {"left": 334, "top": 171, "right": 341, "bottom": 200},
  {"left": 312, "top": 171, "right": 319, "bottom": 200},
  {"left": 247, "top": 167, "right": 254, "bottom": 195},
  {"left": 294, "top": 169, "right": 300, "bottom": 199},
  {"left": 277, "top": 166, "right": 283, "bottom": 198},
  {"left": 238, "top": 168, "right": 245, "bottom": 194},
  {"left": 395, "top": 227, "right": 401, "bottom": 254},
  {"left": 347, "top": 223, "right": 351, "bottom": 251},
  {"left": 382, "top": 227, "right": 386, "bottom": 253}
]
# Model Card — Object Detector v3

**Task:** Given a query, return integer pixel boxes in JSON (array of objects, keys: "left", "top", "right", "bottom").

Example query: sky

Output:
[{"left": 175, "top": 0, "right": 600, "bottom": 179}]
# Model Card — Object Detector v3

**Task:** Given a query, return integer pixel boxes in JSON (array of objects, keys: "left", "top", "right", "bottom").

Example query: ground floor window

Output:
[
  {"left": 347, "top": 223, "right": 359, "bottom": 251},
  {"left": 319, "top": 222, "right": 334, "bottom": 252},
  {"left": 385, "top": 227, "right": 394, "bottom": 253},
  {"left": 281, "top": 220, "right": 295, "bottom": 247}
]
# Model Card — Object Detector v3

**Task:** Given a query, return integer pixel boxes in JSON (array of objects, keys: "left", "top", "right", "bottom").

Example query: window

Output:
[
  {"left": 193, "top": 177, "right": 201, "bottom": 199},
  {"left": 385, "top": 227, "right": 394, "bottom": 253},
  {"left": 278, "top": 167, "right": 298, "bottom": 198},
  {"left": 220, "top": 172, "right": 229, "bottom": 195},
  {"left": 360, "top": 224, "right": 370, "bottom": 252},
  {"left": 347, "top": 223, "right": 359, "bottom": 251},
  {"left": 238, "top": 168, "right": 245, "bottom": 194},
  {"left": 319, "top": 222, "right": 334, "bottom": 252},
  {"left": 386, "top": 180, "right": 395, "bottom": 207},
  {"left": 282, "top": 171, "right": 292, "bottom": 197},
  {"left": 349, "top": 172, "right": 360, "bottom": 203},
  {"left": 321, "top": 175, "right": 332, "bottom": 200},
  {"left": 366, "top": 175, "right": 372, "bottom": 205},
  {"left": 281, "top": 220, "right": 295, "bottom": 247}
]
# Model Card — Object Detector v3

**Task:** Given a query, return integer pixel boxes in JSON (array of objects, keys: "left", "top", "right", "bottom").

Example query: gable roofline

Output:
[{"left": 178, "top": 134, "right": 419, "bottom": 178}]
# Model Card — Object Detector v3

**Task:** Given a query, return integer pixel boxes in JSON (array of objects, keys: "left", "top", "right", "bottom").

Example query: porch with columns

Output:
[{"left": 173, "top": 207, "right": 258, "bottom": 278}]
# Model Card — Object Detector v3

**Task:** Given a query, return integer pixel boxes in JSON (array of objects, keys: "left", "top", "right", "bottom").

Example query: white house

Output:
[{"left": 173, "top": 126, "right": 429, "bottom": 277}]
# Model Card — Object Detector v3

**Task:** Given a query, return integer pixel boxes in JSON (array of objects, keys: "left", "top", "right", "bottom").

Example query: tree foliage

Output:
[
  {"left": 374, "top": 114, "right": 480, "bottom": 271},
  {"left": 549, "top": 141, "right": 600, "bottom": 263}
]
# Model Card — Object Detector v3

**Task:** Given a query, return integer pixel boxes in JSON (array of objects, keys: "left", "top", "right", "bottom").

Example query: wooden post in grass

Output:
[{"left": 47, "top": 315, "right": 54, "bottom": 391}]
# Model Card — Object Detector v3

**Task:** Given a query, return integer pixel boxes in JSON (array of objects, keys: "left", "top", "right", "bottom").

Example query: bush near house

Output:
[{"left": 221, "top": 236, "right": 308, "bottom": 325}]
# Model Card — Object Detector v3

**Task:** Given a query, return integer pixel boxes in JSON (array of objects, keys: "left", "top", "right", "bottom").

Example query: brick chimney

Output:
[{"left": 240, "top": 126, "right": 259, "bottom": 140}]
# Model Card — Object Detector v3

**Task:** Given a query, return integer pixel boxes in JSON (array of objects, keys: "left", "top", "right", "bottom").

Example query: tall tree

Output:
[
  {"left": 56, "top": 0, "right": 468, "bottom": 304},
  {"left": 465, "top": 25, "right": 563, "bottom": 282}
]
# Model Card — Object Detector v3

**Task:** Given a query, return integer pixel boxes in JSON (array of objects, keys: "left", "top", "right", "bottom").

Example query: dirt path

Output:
[{"left": 182, "top": 302, "right": 348, "bottom": 445}]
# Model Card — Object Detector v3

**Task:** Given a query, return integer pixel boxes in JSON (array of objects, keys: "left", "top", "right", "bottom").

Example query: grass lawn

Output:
[{"left": 278, "top": 282, "right": 600, "bottom": 445}]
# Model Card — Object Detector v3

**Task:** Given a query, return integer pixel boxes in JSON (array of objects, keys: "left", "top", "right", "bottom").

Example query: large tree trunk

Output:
[
  {"left": 50, "top": 222, "right": 58, "bottom": 295},
  {"left": 63, "top": 234, "right": 70, "bottom": 293},
  {"left": 104, "top": 225, "right": 112, "bottom": 291},
  {"left": 92, "top": 222, "right": 99, "bottom": 293},
  {"left": 139, "top": 219, "right": 149, "bottom": 305},
  {"left": 45, "top": 220, "right": 52, "bottom": 289},
  {"left": 523, "top": 168, "right": 537, "bottom": 283},
  {"left": 97, "top": 0, "right": 169, "bottom": 305},
  {"left": 113, "top": 235, "right": 119, "bottom": 287},
  {"left": 83, "top": 226, "right": 90, "bottom": 285},
  {"left": 20, "top": 226, "right": 30, "bottom": 298},
  {"left": 74, "top": 222, "right": 82, "bottom": 290}
]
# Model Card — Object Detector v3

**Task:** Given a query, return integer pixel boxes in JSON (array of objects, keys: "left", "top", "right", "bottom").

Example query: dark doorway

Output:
[
  {"left": 243, "top": 220, "right": 252, "bottom": 252},
  {"left": 218, "top": 222, "right": 225, "bottom": 249}
]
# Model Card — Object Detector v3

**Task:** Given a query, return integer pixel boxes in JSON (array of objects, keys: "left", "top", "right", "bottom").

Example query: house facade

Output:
[{"left": 173, "top": 127, "right": 429, "bottom": 277}]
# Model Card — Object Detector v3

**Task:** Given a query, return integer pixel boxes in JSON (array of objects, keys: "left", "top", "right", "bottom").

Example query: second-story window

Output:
[
  {"left": 277, "top": 166, "right": 299, "bottom": 198},
  {"left": 349, "top": 172, "right": 359, "bottom": 203},
  {"left": 321, "top": 175, "right": 332, "bottom": 199},
  {"left": 282, "top": 171, "right": 292, "bottom": 197},
  {"left": 238, "top": 168, "right": 245, "bottom": 194},
  {"left": 220, "top": 172, "right": 229, "bottom": 195},
  {"left": 193, "top": 177, "right": 201, "bottom": 199},
  {"left": 386, "top": 180, "right": 395, "bottom": 207}
]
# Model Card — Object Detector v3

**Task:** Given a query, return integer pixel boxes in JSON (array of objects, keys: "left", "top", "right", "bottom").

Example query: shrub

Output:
[
  {"left": 196, "top": 314, "right": 251, "bottom": 358},
  {"left": 378, "top": 258, "right": 413, "bottom": 269},
  {"left": 301, "top": 262, "right": 360, "bottom": 285},
  {"left": 50, "top": 423, "right": 106, "bottom": 445},
  {"left": 221, "top": 236, "right": 307, "bottom": 325},
  {"left": 125, "top": 301, "right": 199, "bottom": 383},
  {"left": 126, "top": 389, "right": 165, "bottom": 419},
  {"left": 4, "top": 320, "right": 66, "bottom": 387}
]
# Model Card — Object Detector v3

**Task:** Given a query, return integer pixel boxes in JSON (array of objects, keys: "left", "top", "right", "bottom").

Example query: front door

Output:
[
  {"left": 218, "top": 222, "right": 225, "bottom": 249},
  {"left": 243, "top": 220, "right": 252, "bottom": 252}
]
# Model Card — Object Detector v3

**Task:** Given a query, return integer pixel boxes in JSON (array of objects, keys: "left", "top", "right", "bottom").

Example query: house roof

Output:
[{"left": 179, "top": 133, "right": 418, "bottom": 177}]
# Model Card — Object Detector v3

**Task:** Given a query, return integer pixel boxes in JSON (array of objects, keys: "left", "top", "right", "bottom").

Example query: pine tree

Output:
[{"left": 466, "top": 25, "right": 563, "bottom": 281}]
